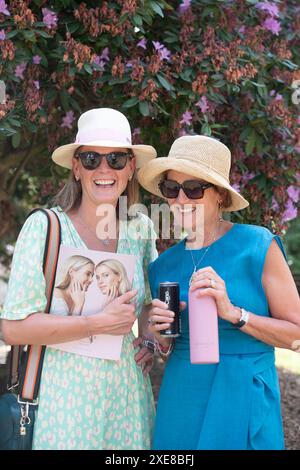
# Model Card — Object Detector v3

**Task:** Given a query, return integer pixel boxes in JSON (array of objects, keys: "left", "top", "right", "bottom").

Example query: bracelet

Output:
[
  {"left": 84, "top": 316, "right": 94, "bottom": 343},
  {"left": 154, "top": 338, "right": 174, "bottom": 357},
  {"left": 142, "top": 338, "right": 155, "bottom": 353}
]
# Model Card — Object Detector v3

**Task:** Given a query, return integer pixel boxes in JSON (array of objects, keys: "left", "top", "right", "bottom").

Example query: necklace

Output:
[
  {"left": 77, "top": 212, "right": 115, "bottom": 247},
  {"left": 187, "top": 222, "right": 221, "bottom": 286}
]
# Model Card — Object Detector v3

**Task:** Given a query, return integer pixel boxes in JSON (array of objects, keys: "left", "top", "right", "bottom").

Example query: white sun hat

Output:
[
  {"left": 137, "top": 135, "right": 249, "bottom": 212},
  {"left": 52, "top": 108, "right": 157, "bottom": 169}
]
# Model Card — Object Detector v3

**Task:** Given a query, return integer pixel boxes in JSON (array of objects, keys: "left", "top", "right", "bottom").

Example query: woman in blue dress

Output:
[{"left": 138, "top": 135, "right": 300, "bottom": 450}]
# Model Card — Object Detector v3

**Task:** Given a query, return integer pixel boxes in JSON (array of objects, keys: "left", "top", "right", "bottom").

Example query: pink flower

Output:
[
  {"left": 255, "top": 2, "right": 279, "bottom": 17},
  {"left": 180, "top": 110, "right": 193, "bottom": 126},
  {"left": 137, "top": 38, "right": 147, "bottom": 49},
  {"left": 15, "top": 62, "right": 27, "bottom": 80},
  {"left": 61, "top": 111, "right": 75, "bottom": 129},
  {"left": 272, "top": 197, "right": 279, "bottom": 211},
  {"left": 178, "top": 0, "right": 191, "bottom": 14},
  {"left": 33, "top": 55, "right": 42, "bottom": 64},
  {"left": 263, "top": 17, "right": 281, "bottom": 35},
  {"left": 282, "top": 199, "right": 298, "bottom": 222},
  {"left": 241, "top": 172, "right": 255, "bottom": 184},
  {"left": 42, "top": 8, "right": 58, "bottom": 29},
  {"left": 232, "top": 183, "right": 241, "bottom": 192},
  {"left": 238, "top": 26, "right": 246, "bottom": 34},
  {"left": 133, "top": 128, "right": 141, "bottom": 136},
  {"left": 196, "top": 96, "right": 209, "bottom": 113},
  {"left": 0, "top": 0, "right": 10, "bottom": 16},
  {"left": 287, "top": 186, "right": 300, "bottom": 203},
  {"left": 0, "top": 29, "right": 5, "bottom": 40},
  {"left": 33, "top": 80, "right": 40, "bottom": 90}
]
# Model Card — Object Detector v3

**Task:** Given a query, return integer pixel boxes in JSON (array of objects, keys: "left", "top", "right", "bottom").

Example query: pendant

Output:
[{"left": 189, "top": 267, "right": 197, "bottom": 286}]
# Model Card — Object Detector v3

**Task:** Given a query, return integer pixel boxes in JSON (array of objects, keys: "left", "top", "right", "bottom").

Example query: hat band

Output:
[{"left": 75, "top": 128, "right": 132, "bottom": 145}]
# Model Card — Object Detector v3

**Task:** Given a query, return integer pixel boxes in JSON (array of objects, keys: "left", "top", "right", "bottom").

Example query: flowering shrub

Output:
[{"left": 0, "top": 0, "right": 299, "bottom": 252}]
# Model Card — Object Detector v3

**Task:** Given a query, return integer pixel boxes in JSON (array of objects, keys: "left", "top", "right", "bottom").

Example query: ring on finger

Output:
[
  {"left": 210, "top": 278, "right": 216, "bottom": 289},
  {"left": 147, "top": 318, "right": 155, "bottom": 326}
]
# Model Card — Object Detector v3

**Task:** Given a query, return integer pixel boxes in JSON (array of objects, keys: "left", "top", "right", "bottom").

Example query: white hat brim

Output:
[
  {"left": 137, "top": 157, "right": 249, "bottom": 212},
  {"left": 52, "top": 140, "right": 157, "bottom": 169}
]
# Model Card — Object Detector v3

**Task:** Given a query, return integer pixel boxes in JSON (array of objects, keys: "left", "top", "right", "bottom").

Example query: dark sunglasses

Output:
[
  {"left": 158, "top": 179, "right": 214, "bottom": 199},
  {"left": 75, "top": 151, "right": 133, "bottom": 170}
]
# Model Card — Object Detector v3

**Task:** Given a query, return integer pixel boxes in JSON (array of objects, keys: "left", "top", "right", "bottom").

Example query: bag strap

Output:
[{"left": 8, "top": 209, "right": 61, "bottom": 402}]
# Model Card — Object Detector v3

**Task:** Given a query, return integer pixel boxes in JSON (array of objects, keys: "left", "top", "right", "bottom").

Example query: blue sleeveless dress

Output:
[{"left": 148, "top": 223, "right": 285, "bottom": 450}]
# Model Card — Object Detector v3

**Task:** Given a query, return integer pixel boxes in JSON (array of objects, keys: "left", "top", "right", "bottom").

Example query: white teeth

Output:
[{"left": 94, "top": 179, "right": 115, "bottom": 186}]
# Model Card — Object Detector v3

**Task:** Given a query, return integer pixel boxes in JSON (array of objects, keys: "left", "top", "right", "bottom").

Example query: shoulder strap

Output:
[{"left": 8, "top": 209, "right": 61, "bottom": 402}]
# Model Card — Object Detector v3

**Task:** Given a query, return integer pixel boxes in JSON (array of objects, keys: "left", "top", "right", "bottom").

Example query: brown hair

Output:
[{"left": 214, "top": 187, "right": 232, "bottom": 209}]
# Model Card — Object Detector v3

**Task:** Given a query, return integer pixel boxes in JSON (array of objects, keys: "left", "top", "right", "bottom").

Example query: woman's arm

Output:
[
  {"left": 238, "top": 239, "right": 300, "bottom": 350},
  {"left": 191, "top": 240, "right": 300, "bottom": 350},
  {"left": 2, "top": 289, "right": 138, "bottom": 345}
]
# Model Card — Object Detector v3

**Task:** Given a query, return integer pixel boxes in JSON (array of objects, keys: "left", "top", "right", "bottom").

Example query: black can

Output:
[{"left": 159, "top": 282, "right": 181, "bottom": 337}]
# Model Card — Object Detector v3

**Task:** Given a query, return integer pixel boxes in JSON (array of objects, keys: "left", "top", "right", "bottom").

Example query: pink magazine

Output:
[{"left": 49, "top": 246, "right": 136, "bottom": 361}]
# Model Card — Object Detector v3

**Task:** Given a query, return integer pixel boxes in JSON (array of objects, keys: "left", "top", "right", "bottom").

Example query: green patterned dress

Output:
[{"left": 1, "top": 207, "right": 157, "bottom": 450}]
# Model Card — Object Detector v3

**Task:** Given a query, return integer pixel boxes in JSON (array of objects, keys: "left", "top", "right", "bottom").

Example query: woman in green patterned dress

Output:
[{"left": 1, "top": 108, "right": 157, "bottom": 450}]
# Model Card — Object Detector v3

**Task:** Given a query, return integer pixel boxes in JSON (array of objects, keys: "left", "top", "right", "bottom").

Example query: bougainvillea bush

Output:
[{"left": 0, "top": 0, "right": 299, "bottom": 258}]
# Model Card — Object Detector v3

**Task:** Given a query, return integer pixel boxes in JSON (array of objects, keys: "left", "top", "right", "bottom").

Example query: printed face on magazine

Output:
[
  {"left": 95, "top": 265, "right": 120, "bottom": 295},
  {"left": 70, "top": 263, "right": 94, "bottom": 291}
]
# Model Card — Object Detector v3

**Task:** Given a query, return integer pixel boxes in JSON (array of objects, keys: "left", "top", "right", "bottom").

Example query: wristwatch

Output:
[{"left": 233, "top": 307, "right": 250, "bottom": 328}]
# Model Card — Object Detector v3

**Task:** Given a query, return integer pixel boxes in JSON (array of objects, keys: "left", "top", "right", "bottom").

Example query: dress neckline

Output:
[
  {"left": 56, "top": 207, "right": 122, "bottom": 254},
  {"left": 183, "top": 223, "right": 237, "bottom": 252}
]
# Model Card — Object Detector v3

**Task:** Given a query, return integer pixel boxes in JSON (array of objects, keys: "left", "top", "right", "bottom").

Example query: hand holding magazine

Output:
[{"left": 49, "top": 246, "right": 136, "bottom": 360}]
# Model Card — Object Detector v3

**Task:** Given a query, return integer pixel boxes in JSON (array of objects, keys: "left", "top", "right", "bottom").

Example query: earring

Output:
[
  {"left": 128, "top": 175, "right": 133, "bottom": 181},
  {"left": 218, "top": 201, "right": 224, "bottom": 222},
  {"left": 75, "top": 175, "right": 80, "bottom": 182}
]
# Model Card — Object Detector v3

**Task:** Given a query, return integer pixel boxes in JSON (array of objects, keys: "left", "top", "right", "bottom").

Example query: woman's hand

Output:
[
  {"left": 69, "top": 279, "right": 85, "bottom": 315},
  {"left": 189, "top": 266, "right": 240, "bottom": 323},
  {"left": 148, "top": 299, "right": 186, "bottom": 346},
  {"left": 91, "top": 289, "right": 138, "bottom": 335},
  {"left": 132, "top": 336, "right": 154, "bottom": 375}
]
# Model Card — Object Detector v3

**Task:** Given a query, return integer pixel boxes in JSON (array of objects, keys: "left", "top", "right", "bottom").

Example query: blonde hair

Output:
[
  {"left": 56, "top": 255, "right": 95, "bottom": 290},
  {"left": 95, "top": 259, "right": 131, "bottom": 295},
  {"left": 52, "top": 148, "right": 140, "bottom": 217}
]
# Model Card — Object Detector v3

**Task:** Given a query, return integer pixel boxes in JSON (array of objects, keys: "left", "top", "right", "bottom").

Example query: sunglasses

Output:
[
  {"left": 75, "top": 151, "right": 133, "bottom": 170},
  {"left": 158, "top": 179, "right": 214, "bottom": 199}
]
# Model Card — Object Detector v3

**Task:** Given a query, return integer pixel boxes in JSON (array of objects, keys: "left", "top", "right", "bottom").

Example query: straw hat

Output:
[
  {"left": 137, "top": 135, "right": 249, "bottom": 212},
  {"left": 52, "top": 108, "right": 157, "bottom": 169}
]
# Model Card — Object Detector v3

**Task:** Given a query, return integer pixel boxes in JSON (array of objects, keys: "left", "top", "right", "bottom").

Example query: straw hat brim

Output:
[
  {"left": 137, "top": 157, "right": 249, "bottom": 212},
  {"left": 52, "top": 141, "right": 157, "bottom": 170}
]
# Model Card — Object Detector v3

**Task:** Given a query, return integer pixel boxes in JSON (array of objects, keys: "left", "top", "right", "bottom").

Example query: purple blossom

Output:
[
  {"left": 180, "top": 110, "right": 193, "bottom": 126},
  {"left": 241, "top": 171, "right": 255, "bottom": 184},
  {"left": 232, "top": 183, "right": 241, "bottom": 192},
  {"left": 133, "top": 128, "right": 141, "bottom": 136},
  {"left": 238, "top": 26, "right": 246, "bottom": 34},
  {"left": 42, "top": 8, "right": 58, "bottom": 29},
  {"left": 137, "top": 38, "right": 147, "bottom": 50},
  {"left": 61, "top": 111, "right": 75, "bottom": 130},
  {"left": 152, "top": 41, "right": 171, "bottom": 61},
  {"left": 15, "top": 62, "right": 27, "bottom": 80},
  {"left": 272, "top": 197, "right": 279, "bottom": 211},
  {"left": 287, "top": 186, "right": 300, "bottom": 203},
  {"left": 94, "top": 47, "right": 110, "bottom": 70},
  {"left": 0, "top": 29, "right": 5, "bottom": 40},
  {"left": 196, "top": 96, "right": 209, "bottom": 113},
  {"left": 178, "top": 0, "right": 191, "bottom": 14},
  {"left": 282, "top": 199, "right": 298, "bottom": 223},
  {"left": 126, "top": 62, "right": 133, "bottom": 68},
  {"left": 255, "top": 2, "right": 279, "bottom": 17},
  {"left": 33, "top": 55, "right": 42, "bottom": 65},
  {"left": 33, "top": 80, "right": 40, "bottom": 90},
  {"left": 0, "top": 0, "right": 10, "bottom": 16},
  {"left": 263, "top": 17, "right": 281, "bottom": 35}
]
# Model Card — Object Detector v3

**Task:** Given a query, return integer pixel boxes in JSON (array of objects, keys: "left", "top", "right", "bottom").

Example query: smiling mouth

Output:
[
  {"left": 94, "top": 179, "right": 116, "bottom": 187},
  {"left": 177, "top": 207, "right": 196, "bottom": 214}
]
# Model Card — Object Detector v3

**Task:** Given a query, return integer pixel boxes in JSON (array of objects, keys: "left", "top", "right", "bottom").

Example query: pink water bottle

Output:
[{"left": 188, "top": 288, "right": 219, "bottom": 364}]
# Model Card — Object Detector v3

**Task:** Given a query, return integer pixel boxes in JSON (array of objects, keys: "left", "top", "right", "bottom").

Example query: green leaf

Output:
[
  {"left": 133, "top": 14, "right": 143, "bottom": 27},
  {"left": 150, "top": 1, "right": 164, "bottom": 17},
  {"left": 157, "top": 74, "right": 174, "bottom": 91},
  {"left": 139, "top": 101, "right": 150, "bottom": 116},
  {"left": 12, "top": 132, "right": 21, "bottom": 149},
  {"left": 83, "top": 64, "right": 93, "bottom": 75},
  {"left": 122, "top": 96, "right": 139, "bottom": 108},
  {"left": 6, "top": 30, "right": 18, "bottom": 39},
  {"left": 23, "top": 30, "right": 36, "bottom": 41},
  {"left": 246, "top": 129, "right": 257, "bottom": 156},
  {"left": 36, "top": 30, "right": 52, "bottom": 38}
]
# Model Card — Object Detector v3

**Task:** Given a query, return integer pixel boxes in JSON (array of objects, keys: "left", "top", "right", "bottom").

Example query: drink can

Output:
[{"left": 159, "top": 282, "right": 181, "bottom": 337}]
